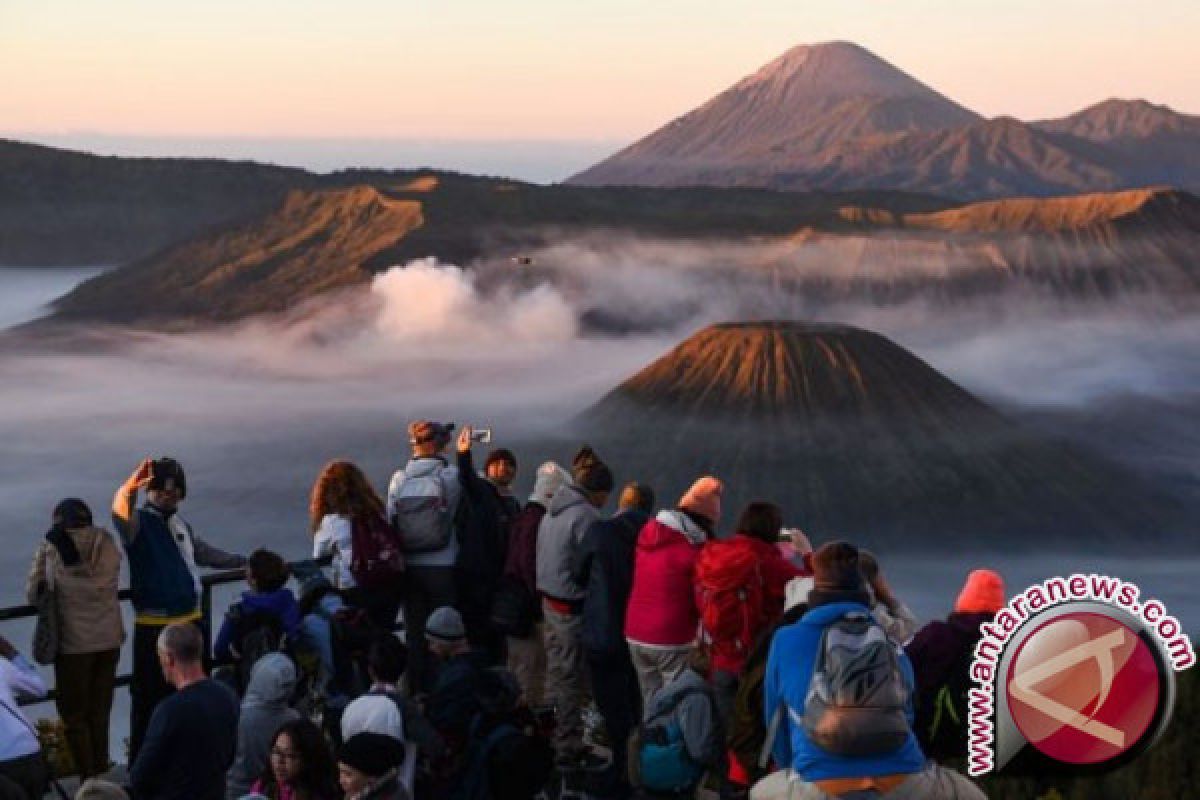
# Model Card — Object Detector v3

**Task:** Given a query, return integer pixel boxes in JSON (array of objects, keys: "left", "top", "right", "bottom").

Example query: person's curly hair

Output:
[{"left": 309, "top": 459, "right": 385, "bottom": 532}]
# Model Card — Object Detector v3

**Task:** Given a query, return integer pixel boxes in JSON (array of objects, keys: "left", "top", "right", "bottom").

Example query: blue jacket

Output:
[
  {"left": 763, "top": 601, "right": 925, "bottom": 781},
  {"left": 213, "top": 588, "right": 302, "bottom": 663}
]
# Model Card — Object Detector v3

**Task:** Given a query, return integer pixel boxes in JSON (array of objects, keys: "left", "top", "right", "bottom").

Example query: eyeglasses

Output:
[{"left": 270, "top": 748, "right": 302, "bottom": 763}]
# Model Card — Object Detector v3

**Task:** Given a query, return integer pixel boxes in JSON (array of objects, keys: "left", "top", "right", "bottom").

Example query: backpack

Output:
[
  {"left": 456, "top": 717, "right": 553, "bottom": 800},
  {"left": 800, "top": 611, "right": 911, "bottom": 757},
  {"left": 225, "top": 605, "right": 287, "bottom": 692},
  {"left": 349, "top": 513, "right": 406, "bottom": 589},
  {"left": 630, "top": 687, "right": 714, "bottom": 793},
  {"left": 696, "top": 542, "right": 766, "bottom": 667},
  {"left": 391, "top": 467, "right": 454, "bottom": 554}
]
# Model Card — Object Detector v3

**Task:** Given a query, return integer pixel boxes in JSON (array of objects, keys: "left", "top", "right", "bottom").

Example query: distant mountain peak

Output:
[{"left": 730, "top": 40, "right": 929, "bottom": 99}]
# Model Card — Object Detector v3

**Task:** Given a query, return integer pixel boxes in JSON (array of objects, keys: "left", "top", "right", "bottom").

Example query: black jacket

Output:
[
  {"left": 572, "top": 509, "right": 651, "bottom": 658},
  {"left": 454, "top": 449, "right": 518, "bottom": 582}
]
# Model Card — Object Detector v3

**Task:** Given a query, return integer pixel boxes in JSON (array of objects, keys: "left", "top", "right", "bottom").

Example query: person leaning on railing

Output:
[
  {"left": 112, "top": 457, "right": 246, "bottom": 763},
  {"left": 24, "top": 497, "right": 124, "bottom": 779}
]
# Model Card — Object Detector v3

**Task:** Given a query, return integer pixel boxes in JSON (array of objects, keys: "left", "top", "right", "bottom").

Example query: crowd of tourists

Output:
[{"left": 0, "top": 420, "right": 1005, "bottom": 800}]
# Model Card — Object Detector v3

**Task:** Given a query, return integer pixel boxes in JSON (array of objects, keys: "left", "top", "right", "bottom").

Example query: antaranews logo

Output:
[{"left": 967, "top": 574, "right": 1195, "bottom": 776}]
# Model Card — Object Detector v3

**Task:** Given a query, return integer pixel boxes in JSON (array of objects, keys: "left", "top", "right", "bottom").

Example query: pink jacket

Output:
[{"left": 624, "top": 511, "right": 706, "bottom": 647}]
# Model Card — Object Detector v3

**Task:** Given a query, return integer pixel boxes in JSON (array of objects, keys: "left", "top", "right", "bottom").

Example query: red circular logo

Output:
[{"left": 1006, "top": 612, "right": 1161, "bottom": 765}]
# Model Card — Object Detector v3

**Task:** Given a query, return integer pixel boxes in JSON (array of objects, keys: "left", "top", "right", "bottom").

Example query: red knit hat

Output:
[
  {"left": 954, "top": 569, "right": 1005, "bottom": 614},
  {"left": 679, "top": 476, "right": 723, "bottom": 525}
]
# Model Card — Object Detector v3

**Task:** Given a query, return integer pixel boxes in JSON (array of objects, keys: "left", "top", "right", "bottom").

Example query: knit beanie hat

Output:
[
  {"left": 485, "top": 448, "right": 517, "bottom": 470},
  {"left": 338, "top": 732, "right": 406, "bottom": 777},
  {"left": 425, "top": 606, "right": 465, "bottom": 643},
  {"left": 954, "top": 569, "right": 1006, "bottom": 614},
  {"left": 811, "top": 540, "right": 865, "bottom": 592},
  {"left": 76, "top": 780, "right": 131, "bottom": 800},
  {"left": 679, "top": 476, "right": 723, "bottom": 526},
  {"left": 572, "top": 446, "right": 614, "bottom": 493},
  {"left": 529, "top": 461, "right": 569, "bottom": 505}
]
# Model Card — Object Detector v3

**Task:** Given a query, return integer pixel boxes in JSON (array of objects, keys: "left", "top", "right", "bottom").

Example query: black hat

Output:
[
  {"left": 338, "top": 732, "right": 406, "bottom": 777},
  {"left": 148, "top": 457, "right": 187, "bottom": 498}
]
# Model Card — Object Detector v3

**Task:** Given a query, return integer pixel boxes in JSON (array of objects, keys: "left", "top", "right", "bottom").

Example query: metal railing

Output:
[{"left": 1, "top": 557, "right": 327, "bottom": 706}]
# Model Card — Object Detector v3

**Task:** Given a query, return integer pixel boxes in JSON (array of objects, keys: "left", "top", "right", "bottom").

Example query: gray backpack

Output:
[
  {"left": 799, "top": 611, "right": 911, "bottom": 757},
  {"left": 390, "top": 467, "right": 453, "bottom": 553}
]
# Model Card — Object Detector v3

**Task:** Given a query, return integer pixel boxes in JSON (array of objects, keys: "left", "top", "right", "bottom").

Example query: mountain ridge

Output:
[{"left": 568, "top": 42, "right": 1200, "bottom": 198}]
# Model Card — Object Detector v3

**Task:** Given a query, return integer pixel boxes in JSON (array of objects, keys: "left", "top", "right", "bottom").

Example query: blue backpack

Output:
[{"left": 634, "top": 687, "right": 712, "bottom": 793}]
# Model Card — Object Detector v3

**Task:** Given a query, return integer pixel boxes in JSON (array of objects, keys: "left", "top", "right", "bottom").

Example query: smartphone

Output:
[{"left": 471, "top": 428, "right": 493, "bottom": 444}]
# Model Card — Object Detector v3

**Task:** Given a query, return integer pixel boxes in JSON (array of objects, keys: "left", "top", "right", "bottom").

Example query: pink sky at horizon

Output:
[{"left": 3, "top": 0, "right": 1198, "bottom": 143}]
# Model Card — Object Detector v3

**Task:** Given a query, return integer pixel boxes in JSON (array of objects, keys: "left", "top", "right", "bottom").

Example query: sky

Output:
[{"left": 3, "top": 0, "right": 1198, "bottom": 180}]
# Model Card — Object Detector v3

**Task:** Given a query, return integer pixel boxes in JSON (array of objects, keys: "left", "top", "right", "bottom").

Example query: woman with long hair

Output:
[
  {"left": 250, "top": 718, "right": 340, "bottom": 800},
  {"left": 310, "top": 459, "right": 401, "bottom": 628}
]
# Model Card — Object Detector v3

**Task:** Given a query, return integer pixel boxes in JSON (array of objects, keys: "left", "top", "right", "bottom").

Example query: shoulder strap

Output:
[{"left": 759, "top": 702, "right": 784, "bottom": 769}]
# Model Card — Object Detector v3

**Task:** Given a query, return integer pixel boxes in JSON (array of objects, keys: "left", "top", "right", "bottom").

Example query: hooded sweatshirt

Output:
[
  {"left": 25, "top": 525, "right": 124, "bottom": 654},
  {"left": 624, "top": 510, "right": 706, "bottom": 648},
  {"left": 213, "top": 587, "right": 302, "bottom": 663},
  {"left": 763, "top": 601, "right": 925, "bottom": 782},
  {"left": 643, "top": 666, "right": 723, "bottom": 767},
  {"left": 226, "top": 653, "right": 301, "bottom": 800},
  {"left": 535, "top": 484, "right": 600, "bottom": 603}
]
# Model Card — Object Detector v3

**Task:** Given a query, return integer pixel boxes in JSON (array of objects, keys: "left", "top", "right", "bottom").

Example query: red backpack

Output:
[
  {"left": 695, "top": 539, "right": 766, "bottom": 667},
  {"left": 350, "top": 513, "right": 406, "bottom": 589}
]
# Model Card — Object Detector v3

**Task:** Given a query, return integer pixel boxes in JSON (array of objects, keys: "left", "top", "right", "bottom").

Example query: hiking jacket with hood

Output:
[
  {"left": 763, "top": 600, "right": 925, "bottom": 782},
  {"left": 571, "top": 508, "right": 651, "bottom": 657},
  {"left": 643, "top": 666, "right": 723, "bottom": 768},
  {"left": 624, "top": 510, "right": 706, "bottom": 648},
  {"left": 25, "top": 525, "right": 124, "bottom": 655},
  {"left": 535, "top": 484, "right": 600, "bottom": 603},
  {"left": 454, "top": 448, "right": 515, "bottom": 583},
  {"left": 213, "top": 587, "right": 303, "bottom": 663},
  {"left": 226, "top": 653, "right": 301, "bottom": 800},
  {"left": 695, "top": 533, "right": 802, "bottom": 674},
  {"left": 905, "top": 610, "right": 994, "bottom": 749},
  {"left": 387, "top": 457, "right": 462, "bottom": 569}
]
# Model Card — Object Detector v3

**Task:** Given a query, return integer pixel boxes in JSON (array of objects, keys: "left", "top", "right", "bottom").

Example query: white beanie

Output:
[
  {"left": 529, "top": 461, "right": 569, "bottom": 506},
  {"left": 784, "top": 576, "right": 814, "bottom": 612}
]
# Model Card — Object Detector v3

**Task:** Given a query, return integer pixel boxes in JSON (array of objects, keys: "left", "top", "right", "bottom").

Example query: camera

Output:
[{"left": 471, "top": 428, "right": 493, "bottom": 444}]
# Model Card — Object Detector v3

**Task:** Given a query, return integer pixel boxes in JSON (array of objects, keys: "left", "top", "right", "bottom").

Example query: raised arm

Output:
[{"left": 113, "top": 458, "right": 154, "bottom": 545}]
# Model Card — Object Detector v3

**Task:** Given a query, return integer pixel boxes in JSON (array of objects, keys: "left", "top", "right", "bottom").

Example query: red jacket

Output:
[
  {"left": 624, "top": 511, "right": 706, "bottom": 648},
  {"left": 695, "top": 534, "right": 803, "bottom": 674}
]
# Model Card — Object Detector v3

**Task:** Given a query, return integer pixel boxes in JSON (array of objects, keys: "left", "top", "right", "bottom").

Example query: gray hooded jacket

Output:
[
  {"left": 644, "top": 667, "right": 723, "bottom": 766},
  {"left": 535, "top": 484, "right": 600, "bottom": 602},
  {"left": 226, "top": 653, "right": 300, "bottom": 800}
]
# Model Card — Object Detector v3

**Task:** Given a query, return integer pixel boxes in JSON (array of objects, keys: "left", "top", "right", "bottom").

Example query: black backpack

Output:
[{"left": 225, "top": 605, "right": 287, "bottom": 692}]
